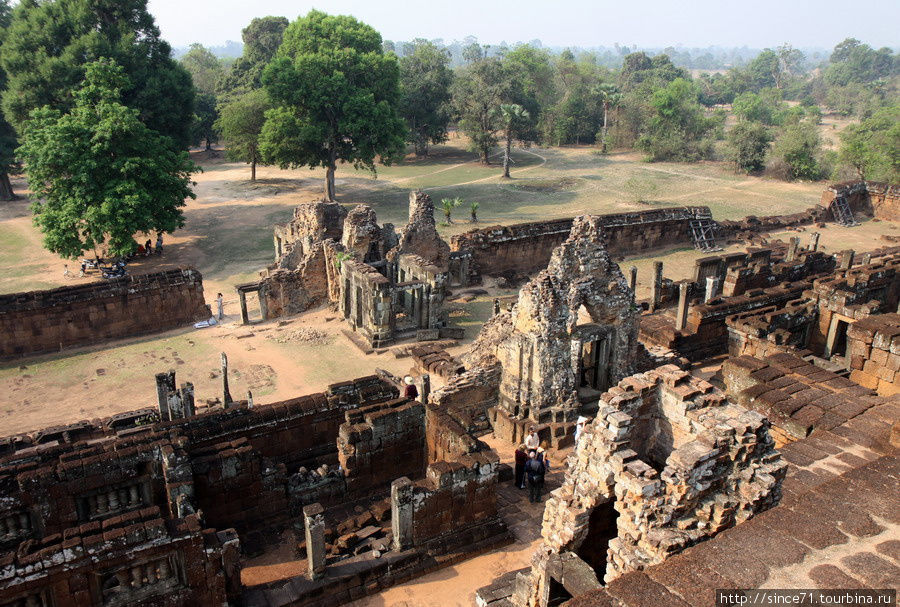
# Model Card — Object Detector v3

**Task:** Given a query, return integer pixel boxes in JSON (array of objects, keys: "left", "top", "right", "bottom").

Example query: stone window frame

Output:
[{"left": 93, "top": 551, "right": 185, "bottom": 607}]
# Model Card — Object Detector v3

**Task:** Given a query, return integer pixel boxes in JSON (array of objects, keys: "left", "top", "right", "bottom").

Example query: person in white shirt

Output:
[
  {"left": 574, "top": 416, "right": 588, "bottom": 451},
  {"left": 524, "top": 427, "right": 540, "bottom": 451}
]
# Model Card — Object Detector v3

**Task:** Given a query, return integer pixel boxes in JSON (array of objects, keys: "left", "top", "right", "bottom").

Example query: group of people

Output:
[
  {"left": 514, "top": 427, "right": 551, "bottom": 503},
  {"left": 135, "top": 234, "right": 163, "bottom": 257}
]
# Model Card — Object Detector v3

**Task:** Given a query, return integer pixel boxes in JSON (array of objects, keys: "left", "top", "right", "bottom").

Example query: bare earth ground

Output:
[{"left": 0, "top": 137, "right": 891, "bottom": 436}]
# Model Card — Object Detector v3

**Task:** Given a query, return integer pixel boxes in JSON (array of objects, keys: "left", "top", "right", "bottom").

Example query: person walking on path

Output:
[
  {"left": 526, "top": 451, "right": 546, "bottom": 503},
  {"left": 514, "top": 444, "right": 528, "bottom": 489},
  {"left": 216, "top": 293, "right": 225, "bottom": 320}
]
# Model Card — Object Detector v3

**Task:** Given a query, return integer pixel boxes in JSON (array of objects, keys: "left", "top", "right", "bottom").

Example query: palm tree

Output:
[
  {"left": 498, "top": 103, "right": 530, "bottom": 178},
  {"left": 596, "top": 83, "right": 622, "bottom": 154},
  {"left": 440, "top": 197, "right": 461, "bottom": 224},
  {"left": 470, "top": 201, "right": 480, "bottom": 222}
]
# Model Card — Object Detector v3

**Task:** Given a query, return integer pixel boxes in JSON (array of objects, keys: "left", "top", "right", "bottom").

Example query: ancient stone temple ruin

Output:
[
  {"left": 242, "top": 191, "right": 464, "bottom": 347},
  {"left": 2, "top": 179, "right": 899, "bottom": 607},
  {"left": 490, "top": 216, "right": 640, "bottom": 446}
]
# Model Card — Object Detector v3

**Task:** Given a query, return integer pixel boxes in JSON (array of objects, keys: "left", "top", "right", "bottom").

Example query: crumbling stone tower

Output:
[{"left": 492, "top": 216, "right": 639, "bottom": 445}]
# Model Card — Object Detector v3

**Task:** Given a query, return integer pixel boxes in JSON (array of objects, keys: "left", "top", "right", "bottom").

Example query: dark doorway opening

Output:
[
  {"left": 832, "top": 319, "right": 850, "bottom": 357},
  {"left": 576, "top": 500, "right": 619, "bottom": 582},
  {"left": 547, "top": 577, "right": 573, "bottom": 606},
  {"left": 580, "top": 337, "right": 611, "bottom": 392}
]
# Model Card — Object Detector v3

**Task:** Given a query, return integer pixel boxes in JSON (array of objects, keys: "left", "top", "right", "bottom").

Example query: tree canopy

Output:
[
  {"left": 180, "top": 44, "right": 224, "bottom": 149},
  {"left": 0, "top": 0, "right": 195, "bottom": 148},
  {"left": 636, "top": 78, "right": 717, "bottom": 161},
  {"left": 452, "top": 57, "right": 511, "bottom": 164},
  {"left": 216, "top": 88, "right": 271, "bottom": 181},
  {"left": 259, "top": 10, "right": 406, "bottom": 201},
  {"left": 219, "top": 16, "right": 289, "bottom": 95},
  {"left": 398, "top": 39, "right": 453, "bottom": 156},
  {"left": 0, "top": 0, "right": 17, "bottom": 200},
  {"left": 837, "top": 105, "right": 899, "bottom": 182},
  {"left": 18, "top": 59, "right": 197, "bottom": 259}
]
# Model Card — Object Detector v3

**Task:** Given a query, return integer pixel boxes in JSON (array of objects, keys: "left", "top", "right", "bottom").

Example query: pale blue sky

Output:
[{"left": 147, "top": 0, "right": 899, "bottom": 51}]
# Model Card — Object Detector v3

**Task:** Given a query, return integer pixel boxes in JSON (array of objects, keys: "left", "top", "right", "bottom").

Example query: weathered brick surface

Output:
[{"left": 0, "top": 268, "right": 209, "bottom": 359}]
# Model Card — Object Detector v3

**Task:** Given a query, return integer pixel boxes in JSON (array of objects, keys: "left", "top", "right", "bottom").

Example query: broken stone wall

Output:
[
  {"left": 515, "top": 367, "right": 784, "bottom": 607},
  {"left": 338, "top": 398, "right": 426, "bottom": 497},
  {"left": 388, "top": 191, "right": 450, "bottom": 270},
  {"left": 845, "top": 313, "right": 900, "bottom": 396},
  {"left": 821, "top": 180, "right": 900, "bottom": 221},
  {"left": 450, "top": 207, "right": 710, "bottom": 278},
  {"left": 273, "top": 201, "right": 347, "bottom": 266},
  {"left": 0, "top": 268, "right": 210, "bottom": 359},
  {"left": 427, "top": 366, "right": 501, "bottom": 441},
  {"left": 726, "top": 299, "right": 817, "bottom": 358},
  {"left": 0, "top": 509, "right": 240, "bottom": 607},
  {"left": 340, "top": 258, "right": 394, "bottom": 346}
]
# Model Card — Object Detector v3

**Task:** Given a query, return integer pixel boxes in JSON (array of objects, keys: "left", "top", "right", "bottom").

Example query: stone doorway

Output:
[
  {"left": 575, "top": 500, "right": 619, "bottom": 582},
  {"left": 580, "top": 336, "right": 611, "bottom": 392},
  {"left": 547, "top": 577, "right": 573, "bottom": 606}
]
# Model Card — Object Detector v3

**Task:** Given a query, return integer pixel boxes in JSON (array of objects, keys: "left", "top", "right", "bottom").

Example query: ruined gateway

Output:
[{"left": 0, "top": 182, "right": 897, "bottom": 607}]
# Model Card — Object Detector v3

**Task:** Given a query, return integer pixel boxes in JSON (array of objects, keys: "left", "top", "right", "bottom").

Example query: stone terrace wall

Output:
[
  {"left": 821, "top": 180, "right": 900, "bottom": 221},
  {"left": 450, "top": 207, "right": 710, "bottom": 277},
  {"left": 846, "top": 313, "right": 900, "bottom": 396},
  {"left": 0, "top": 268, "right": 210, "bottom": 359},
  {"left": 338, "top": 398, "right": 426, "bottom": 497}
]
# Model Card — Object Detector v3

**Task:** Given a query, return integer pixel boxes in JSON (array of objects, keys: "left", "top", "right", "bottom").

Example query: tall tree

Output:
[
  {"left": 837, "top": 105, "right": 899, "bottom": 182},
  {"left": 0, "top": 0, "right": 16, "bottom": 200},
  {"left": 498, "top": 104, "right": 530, "bottom": 178},
  {"left": 18, "top": 59, "right": 197, "bottom": 259},
  {"left": 769, "top": 121, "right": 824, "bottom": 181},
  {"left": 180, "top": 44, "right": 224, "bottom": 150},
  {"left": 398, "top": 40, "right": 453, "bottom": 156},
  {"left": 260, "top": 10, "right": 405, "bottom": 201},
  {"left": 219, "top": 16, "right": 289, "bottom": 95},
  {"left": 726, "top": 121, "right": 772, "bottom": 173},
  {"left": 452, "top": 57, "right": 510, "bottom": 164},
  {"left": 0, "top": 0, "right": 195, "bottom": 148},
  {"left": 216, "top": 89, "right": 270, "bottom": 181},
  {"left": 596, "top": 83, "right": 621, "bottom": 153},
  {"left": 636, "top": 78, "right": 717, "bottom": 162}
]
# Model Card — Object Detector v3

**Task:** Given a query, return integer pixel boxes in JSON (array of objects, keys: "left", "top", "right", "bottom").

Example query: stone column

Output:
[
  {"left": 629, "top": 266, "right": 638, "bottom": 294},
  {"left": 238, "top": 291, "right": 249, "bottom": 324},
  {"left": 705, "top": 276, "right": 720, "bottom": 303},
  {"left": 840, "top": 249, "right": 855, "bottom": 270},
  {"left": 247, "top": 391, "right": 254, "bottom": 408},
  {"left": 221, "top": 352, "right": 232, "bottom": 406},
  {"left": 675, "top": 282, "right": 690, "bottom": 332},
  {"left": 303, "top": 503, "right": 326, "bottom": 580},
  {"left": 809, "top": 232, "right": 820, "bottom": 252},
  {"left": 155, "top": 371, "right": 176, "bottom": 421},
  {"left": 786, "top": 237, "right": 799, "bottom": 262},
  {"left": 861, "top": 252, "right": 872, "bottom": 265},
  {"left": 180, "top": 383, "right": 195, "bottom": 417},
  {"left": 419, "top": 374, "right": 430, "bottom": 404},
  {"left": 650, "top": 261, "right": 663, "bottom": 312},
  {"left": 493, "top": 298, "right": 501, "bottom": 316},
  {"left": 391, "top": 477, "right": 414, "bottom": 551}
]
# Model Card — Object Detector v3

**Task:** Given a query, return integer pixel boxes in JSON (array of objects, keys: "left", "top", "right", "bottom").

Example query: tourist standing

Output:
[
  {"left": 156, "top": 233, "right": 163, "bottom": 255},
  {"left": 216, "top": 293, "right": 224, "bottom": 320},
  {"left": 526, "top": 452, "right": 545, "bottom": 503},
  {"left": 524, "top": 426, "right": 540, "bottom": 452},
  {"left": 514, "top": 444, "right": 528, "bottom": 489}
]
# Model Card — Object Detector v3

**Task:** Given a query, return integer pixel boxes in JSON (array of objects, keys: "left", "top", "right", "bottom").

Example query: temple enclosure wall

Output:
[
  {"left": 821, "top": 180, "right": 900, "bottom": 221},
  {"left": 0, "top": 268, "right": 210, "bottom": 359},
  {"left": 449, "top": 207, "right": 710, "bottom": 277}
]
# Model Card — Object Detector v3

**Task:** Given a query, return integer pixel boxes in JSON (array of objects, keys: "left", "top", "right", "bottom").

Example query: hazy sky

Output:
[{"left": 147, "top": 0, "right": 899, "bottom": 51}]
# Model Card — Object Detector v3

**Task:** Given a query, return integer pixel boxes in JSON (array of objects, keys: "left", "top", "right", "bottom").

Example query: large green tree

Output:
[
  {"left": 219, "top": 16, "right": 289, "bottom": 95},
  {"left": 726, "top": 121, "right": 772, "bottom": 173},
  {"left": 398, "top": 39, "right": 453, "bottom": 157},
  {"left": 769, "top": 121, "right": 824, "bottom": 181},
  {"left": 180, "top": 44, "right": 224, "bottom": 150},
  {"left": 837, "top": 105, "right": 899, "bottom": 182},
  {"left": 0, "top": 0, "right": 195, "bottom": 148},
  {"left": 216, "top": 89, "right": 271, "bottom": 181},
  {"left": 636, "top": 78, "right": 717, "bottom": 162},
  {"left": 498, "top": 103, "right": 530, "bottom": 178},
  {"left": 18, "top": 59, "right": 197, "bottom": 259},
  {"left": 0, "top": 0, "right": 16, "bottom": 200},
  {"left": 452, "top": 57, "right": 510, "bottom": 163},
  {"left": 260, "top": 10, "right": 406, "bottom": 201}
]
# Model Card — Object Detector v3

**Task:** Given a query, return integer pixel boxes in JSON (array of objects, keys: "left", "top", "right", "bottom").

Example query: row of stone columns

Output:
[
  {"left": 86, "top": 485, "right": 142, "bottom": 517},
  {"left": 0, "top": 512, "right": 30, "bottom": 537},
  {"left": 111, "top": 557, "right": 174, "bottom": 593}
]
